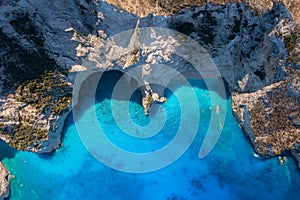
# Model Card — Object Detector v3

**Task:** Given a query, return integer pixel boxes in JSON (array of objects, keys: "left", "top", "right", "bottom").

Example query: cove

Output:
[{"left": 2, "top": 70, "right": 300, "bottom": 199}]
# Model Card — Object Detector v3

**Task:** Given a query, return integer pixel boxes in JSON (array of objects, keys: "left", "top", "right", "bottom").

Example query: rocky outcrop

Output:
[
  {"left": 0, "top": 0, "right": 135, "bottom": 152},
  {"left": 168, "top": 2, "right": 291, "bottom": 93},
  {"left": 0, "top": 72, "right": 72, "bottom": 152},
  {"left": 96, "top": 1, "right": 300, "bottom": 164},
  {"left": 169, "top": 2, "right": 300, "bottom": 164},
  {"left": 0, "top": 162, "right": 9, "bottom": 199},
  {"left": 232, "top": 67, "right": 300, "bottom": 156},
  {"left": 0, "top": 0, "right": 84, "bottom": 152},
  {"left": 103, "top": 0, "right": 300, "bottom": 24},
  {"left": 291, "top": 147, "right": 300, "bottom": 168},
  {"left": 0, "top": 0, "right": 299, "bottom": 166},
  {"left": 74, "top": 1, "right": 294, "bottom": 105}
]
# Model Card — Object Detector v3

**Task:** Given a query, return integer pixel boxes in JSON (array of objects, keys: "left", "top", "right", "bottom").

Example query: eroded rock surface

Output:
[
  {"left": 0, "top": 162, "right": 9, "bottom": 199},
  {"left": 232, "top": 68, "right": 300, "bottom": 156},
  {"left": 0, "top": 0, "right": 299, "bottom": 167}
]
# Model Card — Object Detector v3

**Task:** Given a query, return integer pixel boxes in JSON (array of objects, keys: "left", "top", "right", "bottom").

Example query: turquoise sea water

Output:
[{"left": 1, "top": 71, "right": 300, "bottom": 199}]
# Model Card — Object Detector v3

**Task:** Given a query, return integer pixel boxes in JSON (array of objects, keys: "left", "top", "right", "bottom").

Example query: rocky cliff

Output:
[
  {"left": 0, "top": 0, "right": 299, "bottom": 194},
  {"left": 0, "top": 0, "right": 299, "bottom": 157},
  {"left": 167, "top": 2, "right": 300, "bottom": 165},
  {"left": 0, "top": 3, "right": 73, "bottom": 152},
  {"left": 232, "top": 67, "right": 300, "bottom": 156}
]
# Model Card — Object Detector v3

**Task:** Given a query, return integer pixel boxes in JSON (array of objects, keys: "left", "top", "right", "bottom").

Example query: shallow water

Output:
[{"left": 2, "top": 71, "right": 300, "bottom": 199}]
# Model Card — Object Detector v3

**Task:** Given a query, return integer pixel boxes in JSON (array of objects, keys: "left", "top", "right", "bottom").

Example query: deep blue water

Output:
[{"left": 2, "top": 71, "right": 300, "bottom": 199}]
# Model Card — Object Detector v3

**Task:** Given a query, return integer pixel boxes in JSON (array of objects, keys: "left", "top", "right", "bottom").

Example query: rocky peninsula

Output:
[{"left": 0, "top": 0, "right": 299, "bottom": 197}]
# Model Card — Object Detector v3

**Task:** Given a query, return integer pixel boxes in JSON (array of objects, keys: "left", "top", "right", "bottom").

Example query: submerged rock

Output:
[{"left": 0, "top": 162, "right": 9, "bottom": 199}]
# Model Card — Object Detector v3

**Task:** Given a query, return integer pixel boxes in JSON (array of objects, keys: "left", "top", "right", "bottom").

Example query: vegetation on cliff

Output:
[
  {"left": 232, "top": 67, "right": 300, "bottom": 157},
  {"left": 0, "top": 70, "right": 72, "bottom": 151},
  {"left": 251, "top": 70, "right": 300, "bottom": 155},
  {"left": 0, "top": 12, "right": 72, "bottom": 151},
  {"left": 14, "top": 71, "right": 72, "bottom": 116}
]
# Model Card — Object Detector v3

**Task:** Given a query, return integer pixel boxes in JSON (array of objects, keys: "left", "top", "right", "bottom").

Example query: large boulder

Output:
[{"left": 0, "top": 162, "right": 9, "bottom": 199}]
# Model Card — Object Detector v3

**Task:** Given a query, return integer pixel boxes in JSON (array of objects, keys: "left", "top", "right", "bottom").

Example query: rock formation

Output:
[
  {"left": 0, "top": 162, "right": 9, "bottom": 199},
  {"left": 0, "top": 1, "right": 74, "bottom": 152},
  {"left": 232, "top": 67, "right": 300, "bottom": 156},
  {"left": 0, "top": 0, "right": 299, "bottom": 172},
  {"left": 168, "top": 2, "right": 300, "bottom": 165},
  {"left": 0, "top": 1, "right": 299, "bottom": 198}
]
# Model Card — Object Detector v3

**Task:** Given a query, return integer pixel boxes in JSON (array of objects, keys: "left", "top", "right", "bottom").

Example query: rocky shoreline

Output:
[
  {"left": 0, "top": 0, "right": 299, "bottom": 196},
  {"left": 0, "top": 162, "right": 9, "bottom": 199},
  {"left": 232, "top": 67, "right": 300, "bottom": 156}
]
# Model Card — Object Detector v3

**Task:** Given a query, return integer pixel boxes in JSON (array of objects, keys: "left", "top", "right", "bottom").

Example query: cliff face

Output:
[
  {"left": 80, "top": 0, "right": 300, "bottom": 166},
  {"left": 0, "top": 0, "right": 299, "bottom": 195},
  {"left": 0, "top": 0, "right": 299, "bottom": 167},
  {"left": 168, "top": 3, "right": 291, "bottom": 92},
  {"left": 0, "top": 2, "right": 74, "bottom": 152},
  {"left": 103, "top": 0, "right": 300, "bottom": 24},
  {"left": 168, "top": 2, "right": 300, "bottom": 165},
  {"left": 232, "top": 67, "right": 300, "bottom": 156}
]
